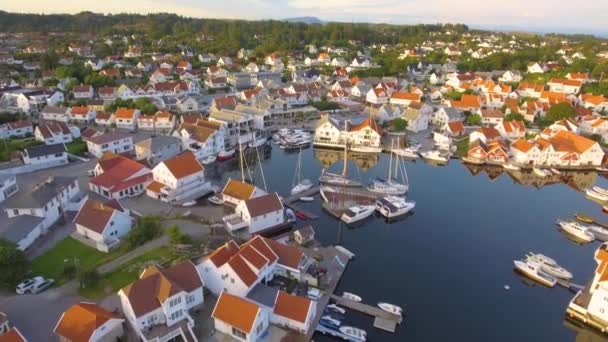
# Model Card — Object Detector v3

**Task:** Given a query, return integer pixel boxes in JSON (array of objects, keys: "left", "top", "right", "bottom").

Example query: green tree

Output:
[
  {"left": 391, "top": 118, "right": 408, "bottom": 132},
  {"left": 546, "top": 103, "right": 575, "bottom": 123},
  {"left": 135, "top": 98, "right": 158, "bottom": 115},
  {"left": 465, "top": 114, "right": 481, "bottom": 126},
  {"left": 78, "top": 269, "right": 100, "bottom": 289},
  {"left": 166, "top": 225, "right": 191, "bottom": 245},
  {"left": 125, "top": 216, "right": 163, "bottom": 249},
  {"left": 504, "top": 113, "right": 525, "bottom": 122},
  {"left": 0, "top": 239, "right": 30, "bottom": 288}
]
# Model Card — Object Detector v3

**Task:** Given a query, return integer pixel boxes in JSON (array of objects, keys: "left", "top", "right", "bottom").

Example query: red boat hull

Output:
[
  {"left": 217, "top": 153, "right": 235, "bottom": 161},
  {"left": 296, "top": 212, "right": 308, "bottom": 220}
]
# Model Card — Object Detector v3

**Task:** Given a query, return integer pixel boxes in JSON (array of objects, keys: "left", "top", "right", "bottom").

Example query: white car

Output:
[
  {"left": 307, "top": 288, "right": 321, "bottom": 301},
  {"left": 30, "top": 278, "right": 55, "bottom": 294},
  {"left": 16, "top": 276, "right": 45, "bottom": 294}
]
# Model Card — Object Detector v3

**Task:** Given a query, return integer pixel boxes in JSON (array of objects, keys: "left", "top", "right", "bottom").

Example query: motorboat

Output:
[
  {"left": 377, "top": 302, "right": 403, "bottom": 317},
  {"left": 350, "top": 145, "right": 382, "bottom": 153},
  {"left": 207, "top": 194, "right": 224, "bottom": 205},
  {"left": 576, "top": 214, "right": 593, "bottom": 224},
  {"left": 319, "top": 316, "right": 341, "bottom": 330},
  {"left": 392, "top": 147, "right": 419, "bottom": 159},
  {"left": 285, "top": 208, "right": 296, "bottom": 223},
  {"left": 550, "top": 168, "right": 562, "bottom": 175},
  {"left": 339, "top": 326, "right": 367, "bottom": 341},
  {"left": 201, "top": 155, "right": 217, "bottom": 165},
  {"left": 420, "top": 150, "right": 450, "bottom": 163},
  {"left": 589, "top": 225, "right": 608, "bottom": 242},
  {"left": 319, "top": 169, "right": 362, "bottom": 188},
  {"left": 525, "top": 253, "right": 573, "bottom": 280},
  {"left": 557, "top": 220, "right": 596, "bottom": 242},
  {"left": 376, "top": 197, "right": 416, "bottom": 218},
  {"left": 342, "top": 292, "right": 362, "bottom": 302},
  {"left": 533, "top": 168, "right": 547, "bottom": 177},
  {"left": 291, "top": 180, "right": 313, "bottom": 195},
  {"left": 367, "top": 178, "right": 408, "bottom": 196},
  {"left": 503, "top": 162, "right": 521, "bottom": 171},
  {"left": 217, "top": 148, "right": 236, "bottom": 161},
  {"left": 299, "top": 196, "right": 314, "bottom": 202},
  {"left": 462, "top": 156, "right": 485, "bottom": 165},
  {"left": 593, "top": 186, "right": 608, "bottom": 197},
  {"left": 513, "top": 259, "right": 557, "bottom": 287},
  {"left": 326, "top": 304, "right": 346, "bottom": 315},
  {"left": 248, "top": 135, "right": 267, "bottom": 149},
  {"left": 586, "top": 188, "right": 608, "bottom": 202},
  {"left": 341, "top": 205, "right": 375, "bottom": 224}
]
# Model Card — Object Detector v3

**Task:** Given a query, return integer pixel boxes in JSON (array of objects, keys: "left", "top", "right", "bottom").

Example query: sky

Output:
[{"left": 2, "top": 0, "right": 607, "bottom": 35}]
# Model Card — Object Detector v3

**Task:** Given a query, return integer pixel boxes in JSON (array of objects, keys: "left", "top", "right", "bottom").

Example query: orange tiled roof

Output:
[
  {"left": 54, "top": 303, "right": 119, "bottom": 342},
  {"left": 212, "top": 292, "right": 260, "bottom": 333},
  {"left": 114, "top": 107, "right": 138, "bottom": 119},
  {"left": 161, "top": 151, "right": 204, "bottom": 180},
  {"left": 273, "top": 291, "right": 312, "bottom": 323},
  {"left": 222, "top": 178, "right": 256, "bottom": 200}
]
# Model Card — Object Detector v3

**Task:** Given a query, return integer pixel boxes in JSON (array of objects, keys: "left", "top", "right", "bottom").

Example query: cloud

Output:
[{"left": 2, "top": 0, "right": 607, "bottom": 34}]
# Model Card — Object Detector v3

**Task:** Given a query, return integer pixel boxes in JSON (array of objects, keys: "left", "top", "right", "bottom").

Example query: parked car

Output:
[
  {"left": 307, "top": 288, "right": 321, "bottom": 301},
  {"left": 30, "top": 278, "right": 55, "bottom": 294},
  {"left": 16, "top": 276, "right": 45, "bottom": 294}
]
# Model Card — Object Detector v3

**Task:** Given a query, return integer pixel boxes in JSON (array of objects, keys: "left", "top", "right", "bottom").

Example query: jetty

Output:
[
  {"left": 557, "top": 278, "right": 585, "bottom": 293},
  {"left": 315, "top": 325, "right": 365, "bottom": 342},
  {"left": 321, "top": 187, "right": 380, "bottom": 219},
  {"left": 330, "top": 295, "right": 402, "bottom": 333}
]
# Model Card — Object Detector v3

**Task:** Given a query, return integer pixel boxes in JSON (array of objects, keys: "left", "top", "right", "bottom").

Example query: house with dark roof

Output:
[
  {"left": 21, "top": 143, "right": 68, "bottom": 169},
  {"left": 118, "top": 261, "right": 203, "bottom": 342},
  {"left": 53, "top": 302, "right": 124, "bottom": 342},
  {"left": 233, "top": 193, "right": 285, "bottom": 234},
  {"left": 135, "top": 136, "right": 183, "bottom": 165},
  {"left": 89, "top": 153, "right": 152, "bottom": 200},
  {"left": 146, "top": 152, "right": 208, "bottom": 203},
  {"left": 86, "top": 132, "right": 134, "bottom": 158},
  {"left": 74, "top": 199, "right": 133, "bottom": 252},
  {"left": 34, "top": 120, "right": 80, "bottom": 145}
]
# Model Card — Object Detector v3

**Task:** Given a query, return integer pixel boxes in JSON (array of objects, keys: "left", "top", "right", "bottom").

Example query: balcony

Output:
[{"left": 222, "top": 213, "right": 248, "bottom": 231}]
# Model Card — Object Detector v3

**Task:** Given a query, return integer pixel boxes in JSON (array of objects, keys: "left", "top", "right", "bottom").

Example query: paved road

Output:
[
  {"left": 97, "top": 236, "right": 168, "bottom": 274},
  {"left": 0, "top": 281, "right": 81, "bottom": 342}
]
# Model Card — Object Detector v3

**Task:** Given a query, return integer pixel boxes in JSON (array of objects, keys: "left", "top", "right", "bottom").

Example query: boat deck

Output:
[
  {"left": 322, "top": 189, "right": 380, "bottom": 219},
  {"left": 315, "top": 325, "right": 365, "bottom": 342},
  {"left": 329, "top": 295, "right": 402, "bottom": 333}
]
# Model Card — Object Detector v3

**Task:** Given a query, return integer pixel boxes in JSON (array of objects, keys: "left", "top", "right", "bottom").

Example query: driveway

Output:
[{"left": 0, "top": 282, "right": 81, "bottom": 341}]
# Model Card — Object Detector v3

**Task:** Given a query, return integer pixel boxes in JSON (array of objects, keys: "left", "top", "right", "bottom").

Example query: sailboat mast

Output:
[
  {"left": 342, "top": 120, "right": 348, "bottom": 178},
  {"left": 388, "top": 139, "right": 394, "bottom": 180},
  {"left": 239, "top": 140, "right": 245, "bottom": 182}
]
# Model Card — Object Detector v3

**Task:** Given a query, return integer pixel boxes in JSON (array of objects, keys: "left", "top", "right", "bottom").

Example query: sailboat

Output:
[
  {"left": 291, "top": 147, "right": 313, "bottom": 195},
  {"left": 319, "top": 120, "right": 362, "bottom": 187},
  {"left": 367, "top": 140, "right": 409, "bottom": 195}
]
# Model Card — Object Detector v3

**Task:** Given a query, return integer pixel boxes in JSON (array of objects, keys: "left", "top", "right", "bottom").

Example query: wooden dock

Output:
[
  {"left": 315, "top": 325, "right": 365, "bottom": 342},
  {"left": 330, "top": 295, "right": 402, "bottom": 333},
  {"left": 557, "top": 278, "right": 585, "bottom": 293}
]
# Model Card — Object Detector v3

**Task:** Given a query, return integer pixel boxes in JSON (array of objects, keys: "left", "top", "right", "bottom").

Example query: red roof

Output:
[{"left": 89, "top": 153, "right": 150, "bottom": 193}]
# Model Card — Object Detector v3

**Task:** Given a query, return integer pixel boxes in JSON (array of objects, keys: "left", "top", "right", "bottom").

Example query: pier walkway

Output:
[
  {"left": 330, "top": 295, "right": 402, "bottom": 333},
  {"left": 315, "top": 324, "right": 365, "bottom": 342}
]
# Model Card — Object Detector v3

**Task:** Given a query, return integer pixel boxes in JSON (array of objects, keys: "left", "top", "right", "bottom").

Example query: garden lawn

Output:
[
  {"left": 31, "top": 237, "right": 124, "bottom": 285},
  {"left": 65, "top": 138, "right": 88, "bottom": 156},
  {"left": 79, "top": 247, "right": 175, "bottom": 299}
]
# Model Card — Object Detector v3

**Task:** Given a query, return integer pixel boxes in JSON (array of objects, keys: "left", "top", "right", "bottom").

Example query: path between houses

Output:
[{"left": 97, "top": 236, "right": 169, "bottom": 274}]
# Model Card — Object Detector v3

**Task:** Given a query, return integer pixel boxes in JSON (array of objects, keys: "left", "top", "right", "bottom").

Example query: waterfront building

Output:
[{"left": 146, "top": 152, "right": 208, "bottom": 203}]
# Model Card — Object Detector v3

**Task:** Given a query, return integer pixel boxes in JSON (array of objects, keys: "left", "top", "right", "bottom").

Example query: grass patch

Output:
[
  {"left": 79, "top": 247, "right": 175, "bottom": 299},
  {"left": 31, "top": 237, "right": 124, "bottom": 285},
  {"left": 65, "top": 138, "right": 88, "bottom": 156},
  {"left": 0, "top": 138, "right": 42, "bottom": 162},
  {"left": 455, "top": 137, "right": 470, "bottom": 158}
]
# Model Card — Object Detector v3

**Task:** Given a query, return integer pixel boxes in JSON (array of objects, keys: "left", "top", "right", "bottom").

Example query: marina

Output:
[{"left": 329, "top": 295, "right": 403, "bottom": 333}]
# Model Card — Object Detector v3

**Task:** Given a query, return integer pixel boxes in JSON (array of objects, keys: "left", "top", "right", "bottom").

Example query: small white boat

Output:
[
  {"left": 367, "top": 178, "right": 408, "bottom": 196},
  {"left": 420, "top": 150, "right": 450, "bottom": 163},
  {"left": 586, "top": 188, "right": 608, "bottom": 202},
  {"left": 249, "top": 135, "right": 267, "bottom": 149},
  {"left": 339, "top": 326, "right": 367, "bottom": 341},
  {"left": 326, "top": 304, "right": 346, "bottom": 315},
  {"left": 525, "top": 253, "right": 573, "bottom": 280},
  {"left": 377, "top": 302, "right": 403, "bottom": 316},
  {"left": 291, "top": 179, "right": 313, "bottom": 195},
  {"left": 513, "top": 259, "right": 557, "bottom": 287},
  {"left": 350, "top": 145, "right": 382, "bottom": 153},
  {"left": 593, "top": 186, "right": 608, "bottom": 197},
  {"left": 589, "top": 225, "right": 608, "bottom": 242},
  {"left": 217, "top": 148, "right": 236, "bottom": 161},
  {"left": 376, "top": 196, "right": 415, "bottom": 218},
  {"left": 208, "top": 194, "right": 224, "bottom": 205},
  {"left": 533, "top": 168, "right": 547, "bottom": 177},
  {"left": 181, "top": 200, "right": 197, "bottom": 207},
  {"left": 285, "top": 208, "right": 296, "bottom": 223},
  {"left": 392, "top": 147, "right": 419, "bottom": 159},
  {"left": 462, "top": 156, "right": 485, "bottom": 165},
  {"left": 558, "top": 220, "right": 596, "bottom": 242},
  {"left": 320, "top": 316, "right": 341, "bottom": 330},
  {"left": 503, "top": 162, "right": 521, "bottom": 171},
  {"left": 201, "top": 155, "right": 217, "bottom": 165},
  {"left": 299, "top": 196, "right": 314, "bottom": 202},
  {"left": 342, "top": 292, "right": 362, "bottom": 302},
  {"left": 550, "top": 168, "right": 561, "bottom": 175},
  {"left": 341, "top": 205, "right": 375, "bottom": 224}
]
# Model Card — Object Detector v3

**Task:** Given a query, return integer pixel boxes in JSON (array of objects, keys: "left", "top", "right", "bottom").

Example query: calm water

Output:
[{"left": 208, "top": 145, "right": 608, "bottom": 342}]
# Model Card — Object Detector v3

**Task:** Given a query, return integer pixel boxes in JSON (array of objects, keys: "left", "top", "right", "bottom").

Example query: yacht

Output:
[
  {"left": 367, "top": 145, "right": 409, "bottom": 195},
  {"left": 513, "top": 259, "right": 557, "bottom": 287},
  {"left": 557, "top": 220, "right": 596, "bottom": 242},
  {"left": 326, "top": 304, "right": 346, "bottom": 315},
  {"left": 319, "top": 169, "right": 362, "bottom": 187},
  {"left": 201, "top": 155, "right": 217, "bottom": 165},
  {"left": 593, "top": 186, "right": 608, "bottom": 197},
  {"left": 392, "top": 147, "right": 419, "bottom": 159},
  {"left": 339, "top": 326, "right": 367, "bottom": 341},
  {"left": 341, "top": 205, "right": 376, "bottom": 224},
  {"left": 342, "top": 292, "right": 362, "bottom": 302},
  {"left": 217, "top": 148, "right": 236, "bottom": 161},
  {"left": 525, "top": 253, "right": 573, "bottom": 280},
  {"left": 420, "top": 150, "right": 450, "bottom": 163},
  {"left": 377, "top": 302, "right": 403, "bottom": 317},
  {"left": 320, "top": 316, "right": 341, "bottom": 330},
  {"left": 291, "top": 148, "right": 314, "bottom": 195},
  {"left": 376, "top": 197, "right": 416, "bottom": 218},
  {"left": 587, "top": 188, "right": 608, "bottom": 202}
]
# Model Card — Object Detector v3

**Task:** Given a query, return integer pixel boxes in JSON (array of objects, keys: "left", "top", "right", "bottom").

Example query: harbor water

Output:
[{"left": 206, "top": 145, "right": 607, "bottom": 341}]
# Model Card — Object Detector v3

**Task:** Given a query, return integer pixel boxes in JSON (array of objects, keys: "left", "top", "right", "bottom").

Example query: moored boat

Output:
[
  {"left": 533, "top": 168, "right": 547, "bottom": 177},
  {"left": 208, "top": 194, "right": 224, "bottom": 205},
  {"left": 326, "top": 304, "right": 346, "bottom": 315},
  {"left": 350, "top": 145, "right": 382, "bottom": 153},
  {"left": 376, "top": 196, "right": 416, "bottom": 218},
  {"left": 248, "top": 135, "right": 268, "bottom": 149},
  {"left": 319, "top": 169, "right": 362, "bottom": 188},
  {"left": 462, "top": 156, "right": 485, "bottom": 165},
  {"left": 320, "top": 316, "right": 341, "bottom": 330},
  {"left": 589, "top": 225, "right": 608, "bottom": 242},
  {"left": 339, "top": 326, "right": 367, "bottom": 341},
  {"left": 586, "top": 188, "right": 608, "bottom": 202},
  {"left": 341, "top": 205, "right": 375, "bottom": 224},
  {"left": 367, "top": 178, "right": 408, "bottom": 196},
  {"left": 217, "top": 148, "right": 236, "bottom": 161},
  {"left": 525, "top": 252, "right": 573, "bottom": 280},
  {"left": 576, "top": 213, "right": 593, "bottom": 224},
  {"left": 513, "top": 259, "right": 557, "bottom": 287},
  {"left": 503, "top": 162, "right": 521, "bottom": 171},
  {"left": 342, "top": 292, "right": 362, "bottom": 302},
  {"left": 299, "top": 196, "right": 314, "bottom": 202},
  {"left": 420, "top": 150, "right": 450, "bottom": 163},
  {"left": 377, "top": 302, "right": 403, "bottom": 316},
  {"left": 201, "top": 155, "right": 217, "bottom": 165},
  {"left": 285, "top": 208, "right": 296, "bottom": 223},
  {"left": 392, "top": 147, "right": 419, "bottom": 159},
  {"left": 593, "top": 186, "right": 608, "bottom": 197},
  {"left": 557, "top": 219, "right": 596, "bottom": 242}
]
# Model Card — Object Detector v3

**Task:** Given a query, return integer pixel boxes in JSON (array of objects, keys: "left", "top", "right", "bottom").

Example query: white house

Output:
[
  {"left": 431, "top": 107, "right": 464, "bottom": 126},
  {"left": 137, "top": 110, "right": 176, "bottom": 132},
  {"left": 495, "top": 121, "right": 526, "bottom": 141},
  {"left": 366, "top": 88, "right": 388, "bottom": 105},
  {"left": 146, "top": 151, "right": 208, "bottom": 203},
  {"left": 68, "top": 106, "right": 96, "bottom": 123},
  {"left": 89, "top": 153, "right": 151, "bottom": 200},
  {"left": 114, "top": 108, "right": 141, "bottom": 130},
  {"left": 402, "top": 102, "right": 431, "bottom": 132},
  {"left": 54, "top": 303, "right": 125, "bottom": 342},
  {"left": 21, "top": 143, "right": 68, "bottom": 169},
  {"left": 173, "top": 120, "right": 225, "bottom": 161},
  {"left": 73, "top": 85, "right": 94, "bottom": 99},
  {"left": 74, "top": 199, "right": 133, "bottom": 252},
  {"left": 35, "top": 121, "right": 79, "bottom": 145},
  {"left": 271, "top": 291, "right": 316, "bottom": 334},
  {"left": 0, "top": 120, "right": 33, "bottom": 139},
  {"left": 118, "top": 262, "right": 203, "bottom": 342},
  {"left": 86, "top": 132, "right": 134, "bottom": 158},
  {"left": 510, "top": 131, "right": 604, "bottom": 167},
  {"left": 390, "top": 91, "right": 422, "bottom": 106},
  {"left": 547, "top": 78, "right": 582, "bottom": 94},
  {"left": 498, "top": 70, "right": 523, "bottom": 83},
  {"left": 40, "top": 106, "right": 70, "bottom": 122},
  {"left": 0, "top": 174, "right": 18, "bottom": 204},
  {"left": 234, "top": 193, "right": 285, "bottom": 234},
  {"left": 221, "top": 179, "right": 266, "bottom": 207},
  {"left": 212, "top": 291, "right": 269, "bottom": 342}
]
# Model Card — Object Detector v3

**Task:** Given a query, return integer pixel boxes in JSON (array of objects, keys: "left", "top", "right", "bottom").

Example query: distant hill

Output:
[{"left": 284, "top": 17, "right": 324, "bottom": 24}]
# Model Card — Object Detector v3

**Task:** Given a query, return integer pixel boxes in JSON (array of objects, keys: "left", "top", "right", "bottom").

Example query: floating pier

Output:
[
  {"left": 283, "top": 186, "right": 320, "bottom": 220},
  {"left": 330, "top": 295, "right": 402, "bottom": 333}
]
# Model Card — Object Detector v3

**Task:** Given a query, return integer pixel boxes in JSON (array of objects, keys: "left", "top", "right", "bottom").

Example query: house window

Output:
[
  {"left": 232, "top": 327, "right": 247, "bottom": 339},
  {"left": 256, "top": 322, "right": 264, "bottom": 335}
]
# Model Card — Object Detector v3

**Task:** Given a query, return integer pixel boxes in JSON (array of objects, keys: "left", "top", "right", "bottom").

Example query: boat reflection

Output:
[{"left": 314, "top": 148, "right": 380, "bottom": 171}]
